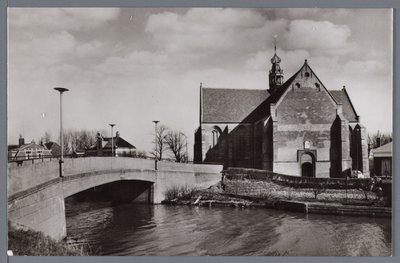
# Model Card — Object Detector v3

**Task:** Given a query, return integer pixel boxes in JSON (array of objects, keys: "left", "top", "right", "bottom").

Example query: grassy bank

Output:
[
  {"left": 8, "top": 221, "right": 91, "bottom": 256},
  {"left": 223, "top": 179, "right": 380, "bottom": 203},
  {"left": 163, "top": 178, "right": 385, "bottom": 207}
]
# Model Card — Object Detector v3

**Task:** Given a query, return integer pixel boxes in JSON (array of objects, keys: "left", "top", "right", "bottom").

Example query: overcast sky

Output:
[{"left": 7, "top": 8, "right": 392, "bottom": 157}]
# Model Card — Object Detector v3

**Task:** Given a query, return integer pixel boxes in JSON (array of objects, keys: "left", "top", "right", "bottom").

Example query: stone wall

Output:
[
  {"left": 223, "top": 168, "right": 372, "bottom": 189},
  {"left": 8, "top": 179, "right": 67, "bottom": 241}
]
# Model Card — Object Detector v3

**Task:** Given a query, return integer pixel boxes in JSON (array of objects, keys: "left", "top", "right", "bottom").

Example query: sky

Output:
[{"left": 7, "top": 8, "right": 393, "bottom": 158}]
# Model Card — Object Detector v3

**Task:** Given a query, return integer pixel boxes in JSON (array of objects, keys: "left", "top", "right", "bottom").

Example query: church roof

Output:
[
  {"left": 329, "top": 88, "right": 359, "bottom": 122},
  {"left": 242, "top": 64, "right": 305, "bottom": 122},
  {"left": 201, "top": 60, "right": 359, "bottom": 124},
  {"left": 202, "top": 88, "right": 270, "bottom": 123}
]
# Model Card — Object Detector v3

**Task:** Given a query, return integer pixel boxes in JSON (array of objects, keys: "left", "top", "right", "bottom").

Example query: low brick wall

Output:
[
  {"left": 222, "top": 179, "right": 375, "bottom": 202},
  {"left": 223, "top": 167, "right": 372, "bottom": 190}
]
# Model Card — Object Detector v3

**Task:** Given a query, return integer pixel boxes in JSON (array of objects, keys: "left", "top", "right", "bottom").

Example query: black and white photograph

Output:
[{"left": 6, "top": 7, "right": 393, "bottom": 257}]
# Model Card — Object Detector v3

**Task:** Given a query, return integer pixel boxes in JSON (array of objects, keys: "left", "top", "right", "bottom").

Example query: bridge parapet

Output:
[
  {"left": 8, "top": 157, "right": 157, "bottom": 197},
  {"left": 8, "top": 157, "right": 223, "bottom": 198}
]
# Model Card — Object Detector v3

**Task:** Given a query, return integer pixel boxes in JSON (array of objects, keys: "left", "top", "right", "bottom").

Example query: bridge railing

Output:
[{"left": 7, "top": 155, "right": 74, "bottom": 165}]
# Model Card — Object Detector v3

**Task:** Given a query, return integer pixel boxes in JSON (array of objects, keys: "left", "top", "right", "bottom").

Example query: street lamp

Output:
[
  {"left": 153, "top": 121, "right": 159, "bottom": 170},
  {"left": 54, "top": 87, "right": 69, "bottom": 177},
  {"left": 109, "top": 124, "right": 116, "bottom": 157}
]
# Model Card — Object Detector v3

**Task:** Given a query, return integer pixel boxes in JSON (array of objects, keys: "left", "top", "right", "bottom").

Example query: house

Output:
[
  {"left": 44, "top": 141, "right": 61, "bottom": 157},
  {"left": 85, "top": 131, "right": 136, "bottom": 157},
  {"left": 372, "top": 142, "right": 392, "bottom": 177},
  {"left": 194, "top": 46, "right": 369, "bottom": 178},
  {"left": 71, "top": 150, "right": 85, "bottom": 158},
  {"left": 8, "top": 135, "right": 52, "bottom": 161}
]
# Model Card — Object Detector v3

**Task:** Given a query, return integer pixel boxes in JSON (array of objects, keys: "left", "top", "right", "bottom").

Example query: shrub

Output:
[
  {"left": 163, "top": 185, "right": 198, "bottom": 200},
  {"left": 311, "top": 181, "right": 328, "bottom": 199},
  {"left": 8, "top": 221, "right": 91, "bottom": 256},
  {"left": 354, "top": 178, "right": 374, "bottom": 200}
]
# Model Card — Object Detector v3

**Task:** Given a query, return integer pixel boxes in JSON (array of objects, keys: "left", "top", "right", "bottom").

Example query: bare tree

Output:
[
  {"left": 47, "top": 128, "right": 106, "bottom": 155},
  {"left": 165, "top": 130, "right": 187, "bottom": 162},
  {"left": 152, "top": 125, "right": 168, "bottom": 160},
  {"left": 43, "top": 131, "right": 52, "bottom": 143},
  {"left": 311, "top": 181, "right": 328, "bottom": 200},
  {"left": 355, "top": 178, "right": 373, "bottom": 200},
  {"left": 61, "top": 131, "right": 72, "bottom": 155},
  {"left": 70, "top": 129, "right": 99, "bottom": 151}
]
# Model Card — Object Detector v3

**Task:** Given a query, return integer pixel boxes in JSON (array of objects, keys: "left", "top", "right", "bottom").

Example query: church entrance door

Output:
[
  {"left": 300, "top": 152, "right": 315, "bottom": 177},
  {"left": 301, "top": 163, "right": 313, "bottom": 177}
]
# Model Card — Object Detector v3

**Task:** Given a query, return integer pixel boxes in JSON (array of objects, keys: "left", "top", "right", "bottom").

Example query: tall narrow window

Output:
[
  {"left": 212, "top": 129, "right": 220, "bottom": 147},
  {"left": 238, "top": 126, "right": 246, "bottom": 158}
]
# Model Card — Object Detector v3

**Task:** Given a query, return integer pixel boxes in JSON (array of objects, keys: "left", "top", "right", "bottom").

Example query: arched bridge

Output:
[{"left": 7, "top": 157, "right": 222, "bottom": 241}]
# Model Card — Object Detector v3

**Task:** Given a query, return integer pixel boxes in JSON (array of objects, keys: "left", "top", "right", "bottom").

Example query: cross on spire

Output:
[{"left": 273, "top": 35, "right": 278, "bottom": 53}]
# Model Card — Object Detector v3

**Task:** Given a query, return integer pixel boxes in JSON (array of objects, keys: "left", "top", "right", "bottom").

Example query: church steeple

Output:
[{"left": 269, "top": 36, "right": 284, "bottom": 94}]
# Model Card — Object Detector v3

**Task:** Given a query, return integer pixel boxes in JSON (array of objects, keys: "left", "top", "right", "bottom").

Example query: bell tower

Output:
[{"left": 269, "top": 36, "right": 284, "bottom": 94}]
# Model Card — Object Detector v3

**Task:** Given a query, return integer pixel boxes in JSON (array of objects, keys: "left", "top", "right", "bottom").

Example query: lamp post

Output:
[
  {"left": 153, "top": 121, "right": 159, "bottom": 170},
  {"left": 109, "top": 124, "right": 116, "bottom": 157},
  {"left": 54, "top": 87, "right": 69, "bottom": 177}
]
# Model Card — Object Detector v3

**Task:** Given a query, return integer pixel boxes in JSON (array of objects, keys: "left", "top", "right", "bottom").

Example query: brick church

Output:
[{"left": 194, "top": 45, "right": 369, "bottom": 178}]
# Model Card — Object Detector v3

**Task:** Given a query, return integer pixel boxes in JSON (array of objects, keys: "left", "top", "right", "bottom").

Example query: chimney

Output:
[
  {"left": 18, "top": 134, "right": 24, "bottom": 147},
  {"left": 376, "top": 137, "right": 381, "bottom": 148},
  {"left": 116, "top": 131, "right": 120, "bottom": 139}
]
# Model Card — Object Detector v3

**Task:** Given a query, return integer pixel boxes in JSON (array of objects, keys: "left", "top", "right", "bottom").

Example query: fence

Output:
[
  {"left": 222, "top": 168, "right": 385, "bottom": 190},
  {"left": 7, "top": 155, "right": 73, "bottom": 165},
  {"left": 8, "top": 154, "right": 194, "bottom": 166}
]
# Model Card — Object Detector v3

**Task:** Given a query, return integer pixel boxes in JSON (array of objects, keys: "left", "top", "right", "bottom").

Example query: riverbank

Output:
[
  {"left": 162, "top": 179, "right": 391, "bottom": 218},
  {"left": 8, "top": 221, "right": 91, "bottom": 256}
]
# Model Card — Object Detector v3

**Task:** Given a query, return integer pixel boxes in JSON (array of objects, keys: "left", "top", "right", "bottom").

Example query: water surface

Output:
[{"left": 65, "top": 199, "right": 391, "bottom": 256}]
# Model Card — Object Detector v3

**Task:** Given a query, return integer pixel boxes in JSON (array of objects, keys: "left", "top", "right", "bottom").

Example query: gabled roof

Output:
[
  {"left": 373, "top": 142, "right": 392, "bottom": 158},
  {"left": 242, "top": 62, "right": 307, "bottom": 122},
  {"left": 86, "top": 135, "right": 136, "bottom": 150},
  {"left": 201, "top": 60, "right": 359, "bottom": 125},
  {"left": 329, "top": 88, "right": 358, "bottom": 122},
  {"left": 45, "top": 142, "right": 60, "bottom": 150},
  {"left": 17, "top": 142, "right": 48, "bottom": 151},
  {"left": 103, "top": 137, "right": 136, "bottom": 149},
  {"left": 202, "top": 88, "right": 270, "bottom": 123}
]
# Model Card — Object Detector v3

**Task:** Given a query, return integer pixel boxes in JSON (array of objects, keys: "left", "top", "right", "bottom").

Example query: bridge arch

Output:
[
  {"left": 67, "top": 179, "right": 155, "bottom": 204},
  {"left": 62, "top": 169, "right": 157, "bottom": 200},
  {"left": 8, "top": 157, "right": 222, "bottom": 241}
]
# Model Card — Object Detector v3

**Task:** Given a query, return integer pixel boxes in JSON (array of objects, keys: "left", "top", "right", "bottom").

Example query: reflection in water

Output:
[{"left": 65, "top": 199, "right": 391, "bottom": 256}]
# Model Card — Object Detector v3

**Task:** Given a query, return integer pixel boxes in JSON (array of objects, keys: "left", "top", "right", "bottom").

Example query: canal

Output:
[{"left": 65, "top": 199, "right": 392, "bottom": 256}]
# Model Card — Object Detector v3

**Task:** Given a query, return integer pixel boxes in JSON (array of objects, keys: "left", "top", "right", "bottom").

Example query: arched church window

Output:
[
  {"left": 315, "top": 83, "right": 320, "bottom": 89},
  {"left": 296, "top": 83, "right": 300, "bottom": 88},
  {"left": 305, "top": 72, "right": 310, "bottom": 78},
  {"left": 212, "top": 129, "right": 220, "bottom": 147}
]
